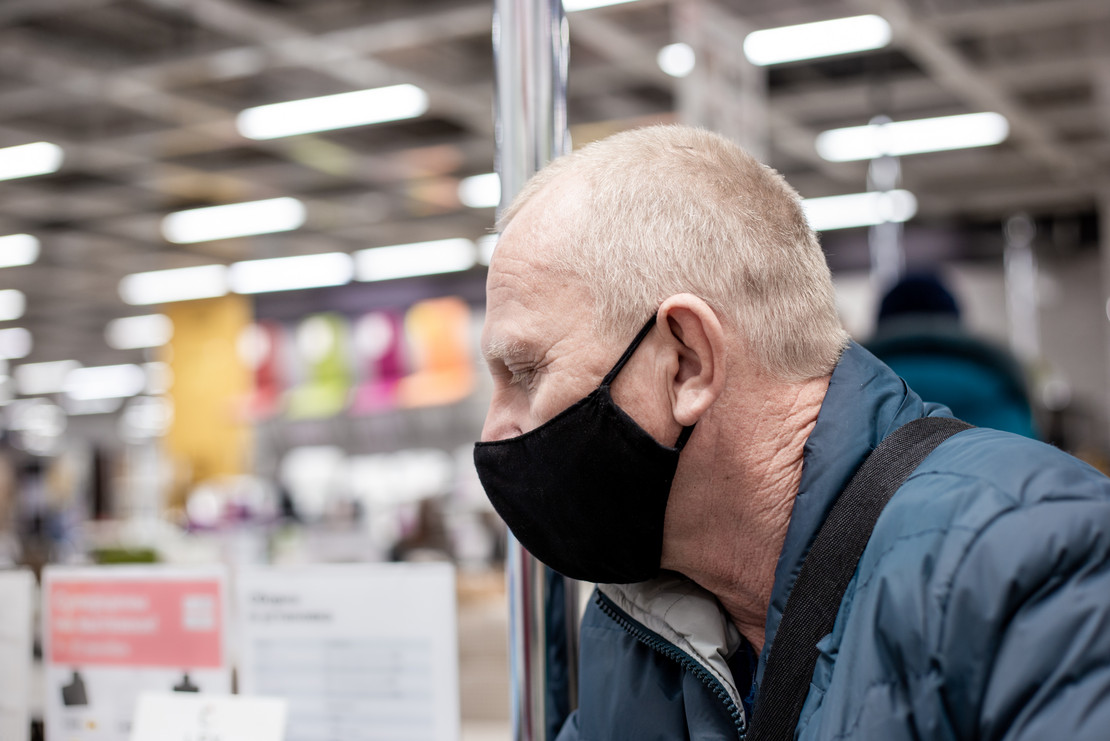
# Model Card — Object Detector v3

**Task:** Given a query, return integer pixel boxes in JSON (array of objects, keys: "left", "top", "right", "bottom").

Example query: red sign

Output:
[{"left": 48, "top": 579, "right": 223, "bottom": 669}]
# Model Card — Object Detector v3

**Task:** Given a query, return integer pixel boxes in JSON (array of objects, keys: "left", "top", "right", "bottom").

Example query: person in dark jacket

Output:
[
  {"left": 473, "top": 125, "right": 1110, "bottom": 740},
  {"left": 866, "top": 272, "right": 1040, "bottom": 439}
]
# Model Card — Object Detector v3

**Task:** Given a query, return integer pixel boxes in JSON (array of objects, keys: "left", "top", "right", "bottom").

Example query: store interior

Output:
[{"left": 0, "top": 0, "right": 1108, "bottom": 739}]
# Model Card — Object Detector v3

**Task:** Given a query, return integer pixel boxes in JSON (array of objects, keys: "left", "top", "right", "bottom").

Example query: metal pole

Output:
[
  {"left": 1004, "top": 213, "right": 1041, "bottom": 364},
  {"left": 492, "top": 2, "right": 571, "bottom": 740},
  {"left": 1098, "top": 189, "right": 1110, "bottom": 448},
  {"left": 867, "top": 116, "right": 905, "bottom": 295},
  {"left": 494, "top": 0, "right": 570, "bottom": 210}
]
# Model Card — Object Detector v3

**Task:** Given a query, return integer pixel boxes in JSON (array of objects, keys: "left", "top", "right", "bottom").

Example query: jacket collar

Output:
[
  {"left": 756, "top": 340, "right": 943, "bottom": 682},
  {"left": 599, "top": 575, "right": 745, "bottom": 709}
]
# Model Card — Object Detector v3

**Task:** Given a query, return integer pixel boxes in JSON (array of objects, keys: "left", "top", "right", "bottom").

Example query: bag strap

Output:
[{"left": 747, "top": 416, "right": 973, "bottom": 741}]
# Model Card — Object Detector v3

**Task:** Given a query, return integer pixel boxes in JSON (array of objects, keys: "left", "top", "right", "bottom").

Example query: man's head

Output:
[{"left": 476, "top": 124, "right": 847, "bottom": 584}]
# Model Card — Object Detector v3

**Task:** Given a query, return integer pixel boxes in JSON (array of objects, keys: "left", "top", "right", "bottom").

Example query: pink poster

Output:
[
  {"left": 48, "top": 579, "right": 223, "bottom": 669},
  {"left": 43, "top": 566, "right": 231, "bottom": 741}
]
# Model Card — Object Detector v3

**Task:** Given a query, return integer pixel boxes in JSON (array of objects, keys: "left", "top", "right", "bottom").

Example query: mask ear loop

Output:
[
  {"left": 598, "top": 314, "right": 697, "bottom": 451},
  {"left": 599, "top": 315, "right": 659, "bottom": 388},
  {"left": 674, "top": 423, "right": 695, "bottom": 451}
]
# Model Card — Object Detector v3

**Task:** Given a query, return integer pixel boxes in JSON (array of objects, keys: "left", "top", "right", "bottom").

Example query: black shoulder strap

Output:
[{"left": 747, "top": 416, "right": 973, "bottom": 741}]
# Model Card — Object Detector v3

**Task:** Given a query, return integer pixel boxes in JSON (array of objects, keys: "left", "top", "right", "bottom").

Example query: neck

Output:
[{"left": 660, "top": 373, "right": 829, "bottom": 653}]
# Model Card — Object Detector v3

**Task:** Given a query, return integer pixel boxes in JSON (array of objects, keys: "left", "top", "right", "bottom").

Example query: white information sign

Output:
[
  {"left": 236, "top": 562, "right": 459, "bottom": 741},
  {"left": 0, "top": 569, "right": 34, "bottom": 741},
  {"left": 43, "top": 565, "right": 231, "bottom": 741},
  {"left": 130, "top": 691, "right": 286, "bottom": 741}
]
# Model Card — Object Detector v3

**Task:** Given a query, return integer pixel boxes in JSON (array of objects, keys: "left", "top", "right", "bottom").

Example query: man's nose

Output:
[{"left": 480, "top": 390, "right": 525, "bottom": 442}]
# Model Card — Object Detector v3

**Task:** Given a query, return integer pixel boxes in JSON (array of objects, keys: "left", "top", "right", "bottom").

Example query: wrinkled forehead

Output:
[
  {"left": 482, "top": 205, "right": 598, "bottom": 359},
  {"left": 483, "top": 233, "right": 593, "bottom": 332}
]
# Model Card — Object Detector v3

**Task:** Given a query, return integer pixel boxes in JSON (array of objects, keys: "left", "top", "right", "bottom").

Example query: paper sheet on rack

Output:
[
  {"left": 0, "top": 570, "right": 34, "bottom": 741},
  {"left": 237, "top": 562, "right": 459, "bottom": 741}
]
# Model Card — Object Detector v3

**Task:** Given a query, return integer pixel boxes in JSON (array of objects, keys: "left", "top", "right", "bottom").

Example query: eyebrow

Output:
[{"left": 481, "top": 336, "right": 533, "bottom": 363}]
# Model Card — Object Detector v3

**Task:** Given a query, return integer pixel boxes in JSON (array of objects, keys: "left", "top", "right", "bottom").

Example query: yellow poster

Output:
[{"left": 162, "top": 295, "right": 252, "bottom": 490}]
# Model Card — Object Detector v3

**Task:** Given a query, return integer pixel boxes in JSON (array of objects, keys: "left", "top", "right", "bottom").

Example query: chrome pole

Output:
[
  {"left": 1102, "top": 189, "right": 1110, "bottom": 447},
  {"left": 494, "top": 0, "right": 569, "bottom": 211},
  {"left": 1004, "top": 213, "right": 1041, "bottom": 364},
  {"left": 492, "top": 2, "right": 571, "bottom": 740},
  {"left": 867, "top": 116, "right": 906, "bottom": 295}
]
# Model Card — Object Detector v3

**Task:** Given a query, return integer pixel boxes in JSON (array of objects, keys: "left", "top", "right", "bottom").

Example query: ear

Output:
[{"left": 656, "top": 295, "right": 726, "bottom": 427}]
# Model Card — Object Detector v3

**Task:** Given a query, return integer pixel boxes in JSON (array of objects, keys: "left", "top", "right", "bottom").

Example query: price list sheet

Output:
[{"left": 236, "top": 563, "right": 459, "bottom": 741}]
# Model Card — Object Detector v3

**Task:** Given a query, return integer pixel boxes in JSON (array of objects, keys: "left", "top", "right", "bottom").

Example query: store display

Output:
[
  {"left": 235, "top": 295, "right": 478, "bottom": 423},
  {"left": 236, "top": 562, "right": 459, "bottom": 741},
  {"left": 43, "top": 566, "right": 231, "bottom": 741}
]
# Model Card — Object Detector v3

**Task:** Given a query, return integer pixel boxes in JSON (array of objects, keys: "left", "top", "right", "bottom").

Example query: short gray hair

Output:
[{"left": 499, "top": 125, "right": 848, "bottom": 382}]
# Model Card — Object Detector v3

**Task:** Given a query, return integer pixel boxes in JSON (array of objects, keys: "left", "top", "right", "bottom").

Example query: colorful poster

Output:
[
  {"left": 399, "top": 297, "right": 474, "bottom": 409},
  {"left": 238, "top": 320, "right": 287, "bottom": 420},
  {"left": 287, "top": 313, "right": 353, "bottom": 420},
  {"left": 351, "top": 311, "right": 405, "bottom": 414},
  {"left": 164, "top": 296, "right": 253, "bottom": 486},
  {"left": 236, "top": 563, "right": 459, "bottom": 741},
  {"left": 43, "top": 566, "right": 230, "bottom": 741},
  {"left": 0, "top": 570, "right": 34, "bottom": 741}
]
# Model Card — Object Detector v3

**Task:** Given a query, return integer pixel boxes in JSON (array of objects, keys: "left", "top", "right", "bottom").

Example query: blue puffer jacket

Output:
[{"left": 556, "top": 342, "right": 1110, "bottom": 740}]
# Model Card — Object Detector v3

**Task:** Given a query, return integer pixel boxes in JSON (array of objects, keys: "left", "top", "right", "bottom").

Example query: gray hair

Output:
[{"left": 498, "top": 125, "right": 848, "bottom": 382}]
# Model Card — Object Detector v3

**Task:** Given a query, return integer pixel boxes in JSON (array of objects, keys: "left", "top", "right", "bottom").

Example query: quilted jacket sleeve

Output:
[{"left": 938, "top": 497, "right": 1110, "bottom": 741}]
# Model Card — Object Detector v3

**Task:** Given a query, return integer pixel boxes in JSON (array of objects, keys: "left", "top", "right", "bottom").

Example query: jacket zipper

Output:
[{"left": 595, "top": 589, "right": 748, "bottom": 739}]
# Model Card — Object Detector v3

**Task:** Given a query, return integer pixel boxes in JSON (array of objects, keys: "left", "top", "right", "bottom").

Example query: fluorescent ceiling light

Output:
[
  {"left": 458, "top": 172, "right": 500, "bottom": 209},
  {"left": 0, "top": 234, "right": 39, "bottom": 268},
  {"left": 355, "top": 239, "right": 477, "bottom": 282},
  {"left": 162, "top": 197, "right": 306, "bottom": 244},
  {"left": 802, "top": 190, "right": 918, "bottom": 231},
  {"left": 565, "top": 0, "right": 641, "bottom": 10},
  {"left": 816, "top": 112, "right": 1011, "bottom": 162},
  {"left": 0, "top": 142, "right": 64, "bottom": 181},
  {"left": 743, "top": 15, "right": 891, "bottom": 66},
  {"left": 0, "top": 290, "right": 25, "bottom": 321},
  {"left": 65, "top": 364, "right": 147, "bottom": 401},
  {"left": 230, "top": 252, "right": 354, "bottom": 294},
  {"left": 658, "top": 43, "right": 696, "bottom": 78},
  {"left": 119, "top": 264, "right": 229, "bottom": 306},
  {"left": 236, "top": 83, "right": 429, "bottom": 140},
  {"left": 0, "top": 328, "right": 31, "bottom": 360},
  {"left": 106, "top": 314, "right": 174, "bottom": 350},
  {"left": 16, "top": 360, "right": 80, "bottom": 396}
]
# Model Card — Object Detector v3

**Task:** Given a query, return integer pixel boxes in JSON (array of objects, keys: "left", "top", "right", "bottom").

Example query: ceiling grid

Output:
[{"left": 0, "top": 0, "right": 1103, "bottom": 369}]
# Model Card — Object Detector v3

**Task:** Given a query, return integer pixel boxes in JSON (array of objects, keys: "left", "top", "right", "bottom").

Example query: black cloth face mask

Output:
[{"left": 473, "top": 316, "right": 694, "bottom": 584}]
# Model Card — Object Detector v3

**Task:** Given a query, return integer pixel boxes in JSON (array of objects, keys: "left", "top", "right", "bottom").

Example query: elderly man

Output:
[{"left": 473, "top": 125, "right": 1110, "bottom": 740}]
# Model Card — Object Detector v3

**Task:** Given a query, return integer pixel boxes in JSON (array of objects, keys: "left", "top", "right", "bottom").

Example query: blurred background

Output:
[{"left": 0, "top": 0, "right": 1108, "bottom": 736}]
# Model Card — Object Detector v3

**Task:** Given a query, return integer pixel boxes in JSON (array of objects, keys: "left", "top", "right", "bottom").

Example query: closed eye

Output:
[
  {"left": 509, "top": 367, "right": 536, "bottom": 387},
  {"left": 484, "top": 359, "right": 535, "bottom": 390}
]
